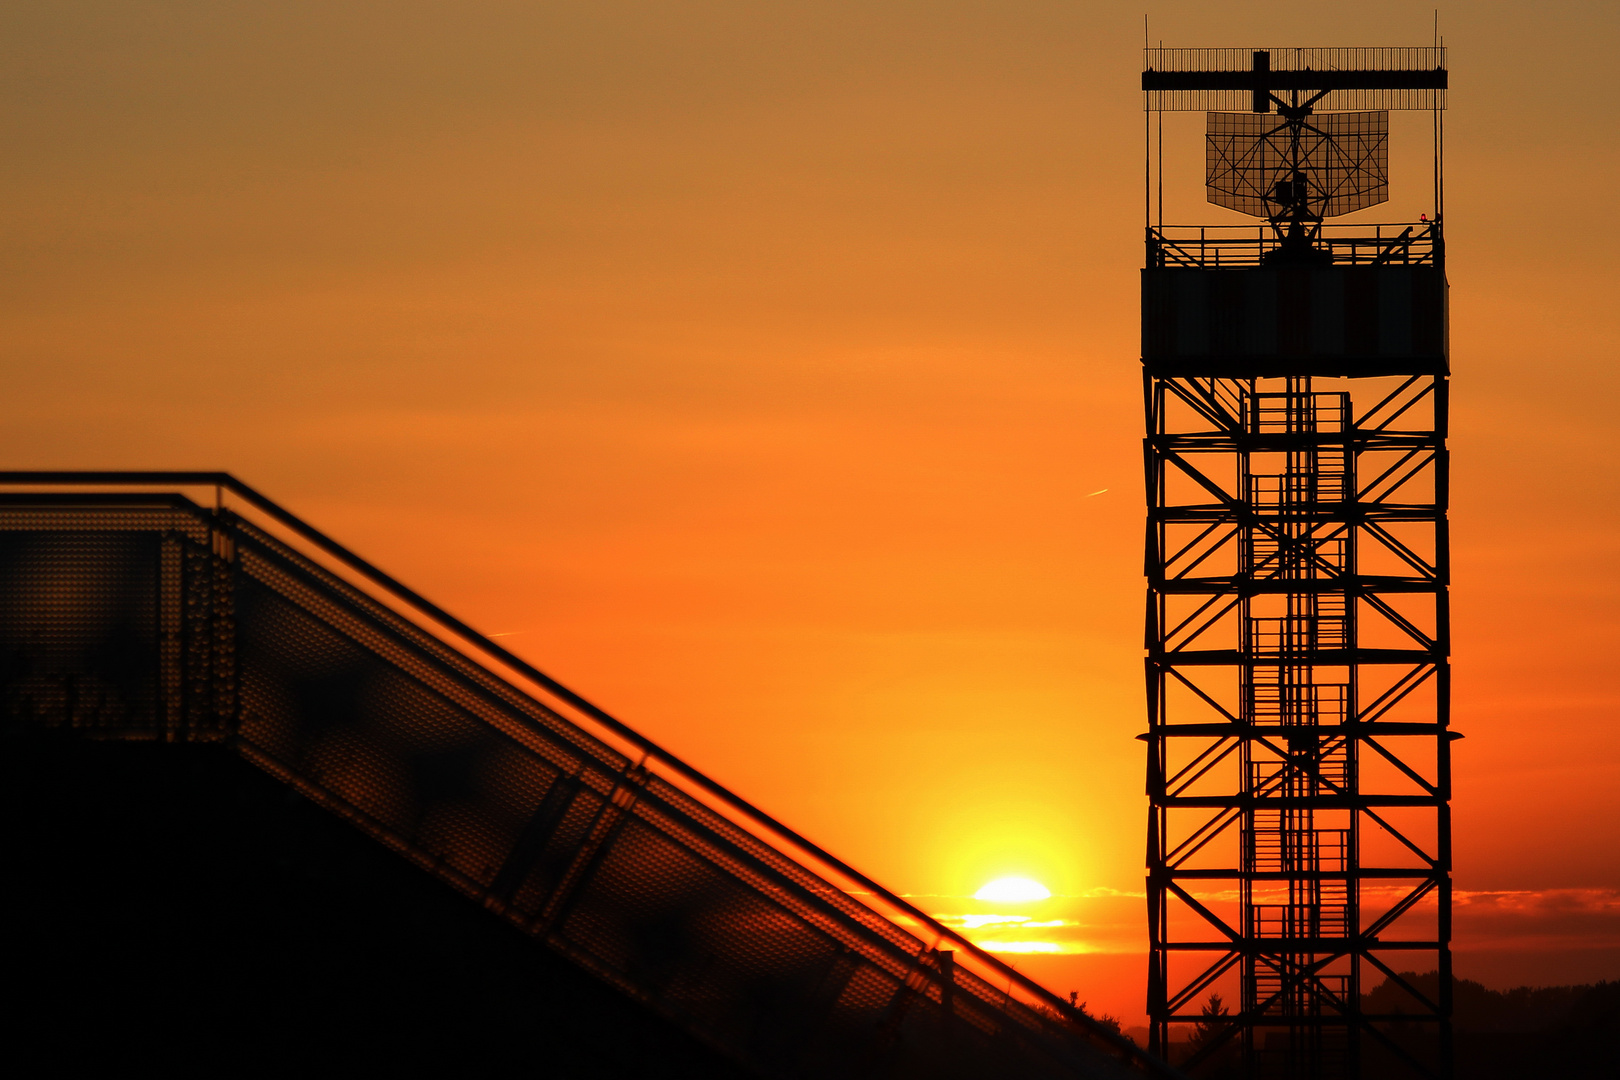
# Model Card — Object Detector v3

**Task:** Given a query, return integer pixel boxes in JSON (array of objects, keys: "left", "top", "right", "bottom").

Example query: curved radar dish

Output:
[{"left": 1206, "top": 110, "right": 1388, "bottom": 220}]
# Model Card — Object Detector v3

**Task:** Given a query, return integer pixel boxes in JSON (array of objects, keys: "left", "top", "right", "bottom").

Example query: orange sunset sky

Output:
[{"left": 4, "top": 2, "right": 1618, "bottom": 1026}]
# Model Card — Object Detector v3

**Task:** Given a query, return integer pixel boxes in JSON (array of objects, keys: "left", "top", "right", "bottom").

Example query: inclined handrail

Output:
[{"left": 0, "top": 470, "right": 1175, "bottom": 1075}]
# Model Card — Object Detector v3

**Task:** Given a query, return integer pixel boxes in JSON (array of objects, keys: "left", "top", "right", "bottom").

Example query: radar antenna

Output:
[{"left": 1205, "top": 97, "right": 1390, "bottom": 262}]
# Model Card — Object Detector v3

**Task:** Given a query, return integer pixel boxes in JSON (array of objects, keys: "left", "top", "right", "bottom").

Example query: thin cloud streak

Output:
[{"left": 906, "top": 887, "right": 1620, "bottom": 960}]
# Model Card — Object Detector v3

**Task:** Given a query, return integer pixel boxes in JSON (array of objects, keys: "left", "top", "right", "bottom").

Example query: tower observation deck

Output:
[{"left": 1139, "top": 48, "right": 1453, "bottom": 1080}]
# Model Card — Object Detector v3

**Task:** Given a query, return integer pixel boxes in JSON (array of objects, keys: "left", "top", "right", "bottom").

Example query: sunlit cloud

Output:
[
  {"left": 911, "top": 886, "right": 1602, "bottom": 963},
  {"left": 909, "top": 888, "right": 1147, "bottom": 956},
  {"left": 1452, "top": 888, "right": 1620, "bottom": 950},
  {"left": 912, "top": 887, "right": 1620, "bottom": 962},
  {"left": 977, "top": 940, "right": 1067, "bottom": 954},
  {"left": 930, "top": 907, "right": 1101, "bottom": 955},
  {"left": 957, "top": 913, "right": 1030, "bottom": 930},
  {"left": 1454, "top": 887, "right": 1620, "bottom": 911},
  {"left": 936, "top": 913, "right": 1071, "bottom": 931},
  {"left": 974, "top": 877, "right": 1051, "bottom": 903}
]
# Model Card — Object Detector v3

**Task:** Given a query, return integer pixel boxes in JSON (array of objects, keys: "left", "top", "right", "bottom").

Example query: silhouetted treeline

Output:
[
  {"left": 1164, "top": 974, "right": 1617, "bottom": 1080},
  {"left": 1363, "top": 970, "right": 1618, "bottom": 1080}
]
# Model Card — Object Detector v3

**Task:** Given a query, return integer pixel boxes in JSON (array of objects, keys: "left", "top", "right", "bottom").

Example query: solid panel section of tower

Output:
[{"left": 1138, "top": 46, "right": 1453, "bottom": 1080}]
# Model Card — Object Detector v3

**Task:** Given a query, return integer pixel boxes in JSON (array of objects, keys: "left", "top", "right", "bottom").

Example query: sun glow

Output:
[
  {"left": 949, "top": 914, "right": 1070, "bottom": 930},
  {"left": 975, "top": 940, "right": 1065, "bottom": 954},
  {"left": 973, "top": 877, "right": 1051, "bottom": 903}
]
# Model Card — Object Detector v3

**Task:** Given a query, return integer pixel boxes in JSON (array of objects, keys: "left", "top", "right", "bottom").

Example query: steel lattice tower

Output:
[{"left": 1139, "top": 48, "right": 1453, "bottom": 1079}]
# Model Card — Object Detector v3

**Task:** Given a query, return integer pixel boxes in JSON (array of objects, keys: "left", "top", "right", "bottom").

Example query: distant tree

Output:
[
  {"left": 1067, "top": 992, "right": 1124, "bottom": 1036},
  {"left": 1187, "top": 993, "right": 1240, "bottom": 1079},
  {"left": 1189, "top": 993, "right": 1230, "bottom": 1051}
]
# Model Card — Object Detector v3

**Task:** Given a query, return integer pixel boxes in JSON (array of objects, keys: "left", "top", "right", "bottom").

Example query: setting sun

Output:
[{"left": 973, "top": 877, "right": 1051, "bottom": 903}]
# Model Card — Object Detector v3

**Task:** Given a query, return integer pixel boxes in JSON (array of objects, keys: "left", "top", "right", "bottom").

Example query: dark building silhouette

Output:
[{"left": 0, "top": 473, "right": 1172, "bottom": 1080}]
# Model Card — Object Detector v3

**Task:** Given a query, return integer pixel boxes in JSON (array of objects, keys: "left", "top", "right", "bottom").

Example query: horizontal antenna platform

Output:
[{"left": 1144, "top": 46, "right": 1446, "bottom": 112}]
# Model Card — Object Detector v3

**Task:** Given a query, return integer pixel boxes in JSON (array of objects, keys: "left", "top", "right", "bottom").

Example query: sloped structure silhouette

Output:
[
  {"left": 2, "top": 732, "right": 758, "bottom": 1077},
  {"left": 0, "top": 472, "right": 1171, "bottom": 1080}
]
